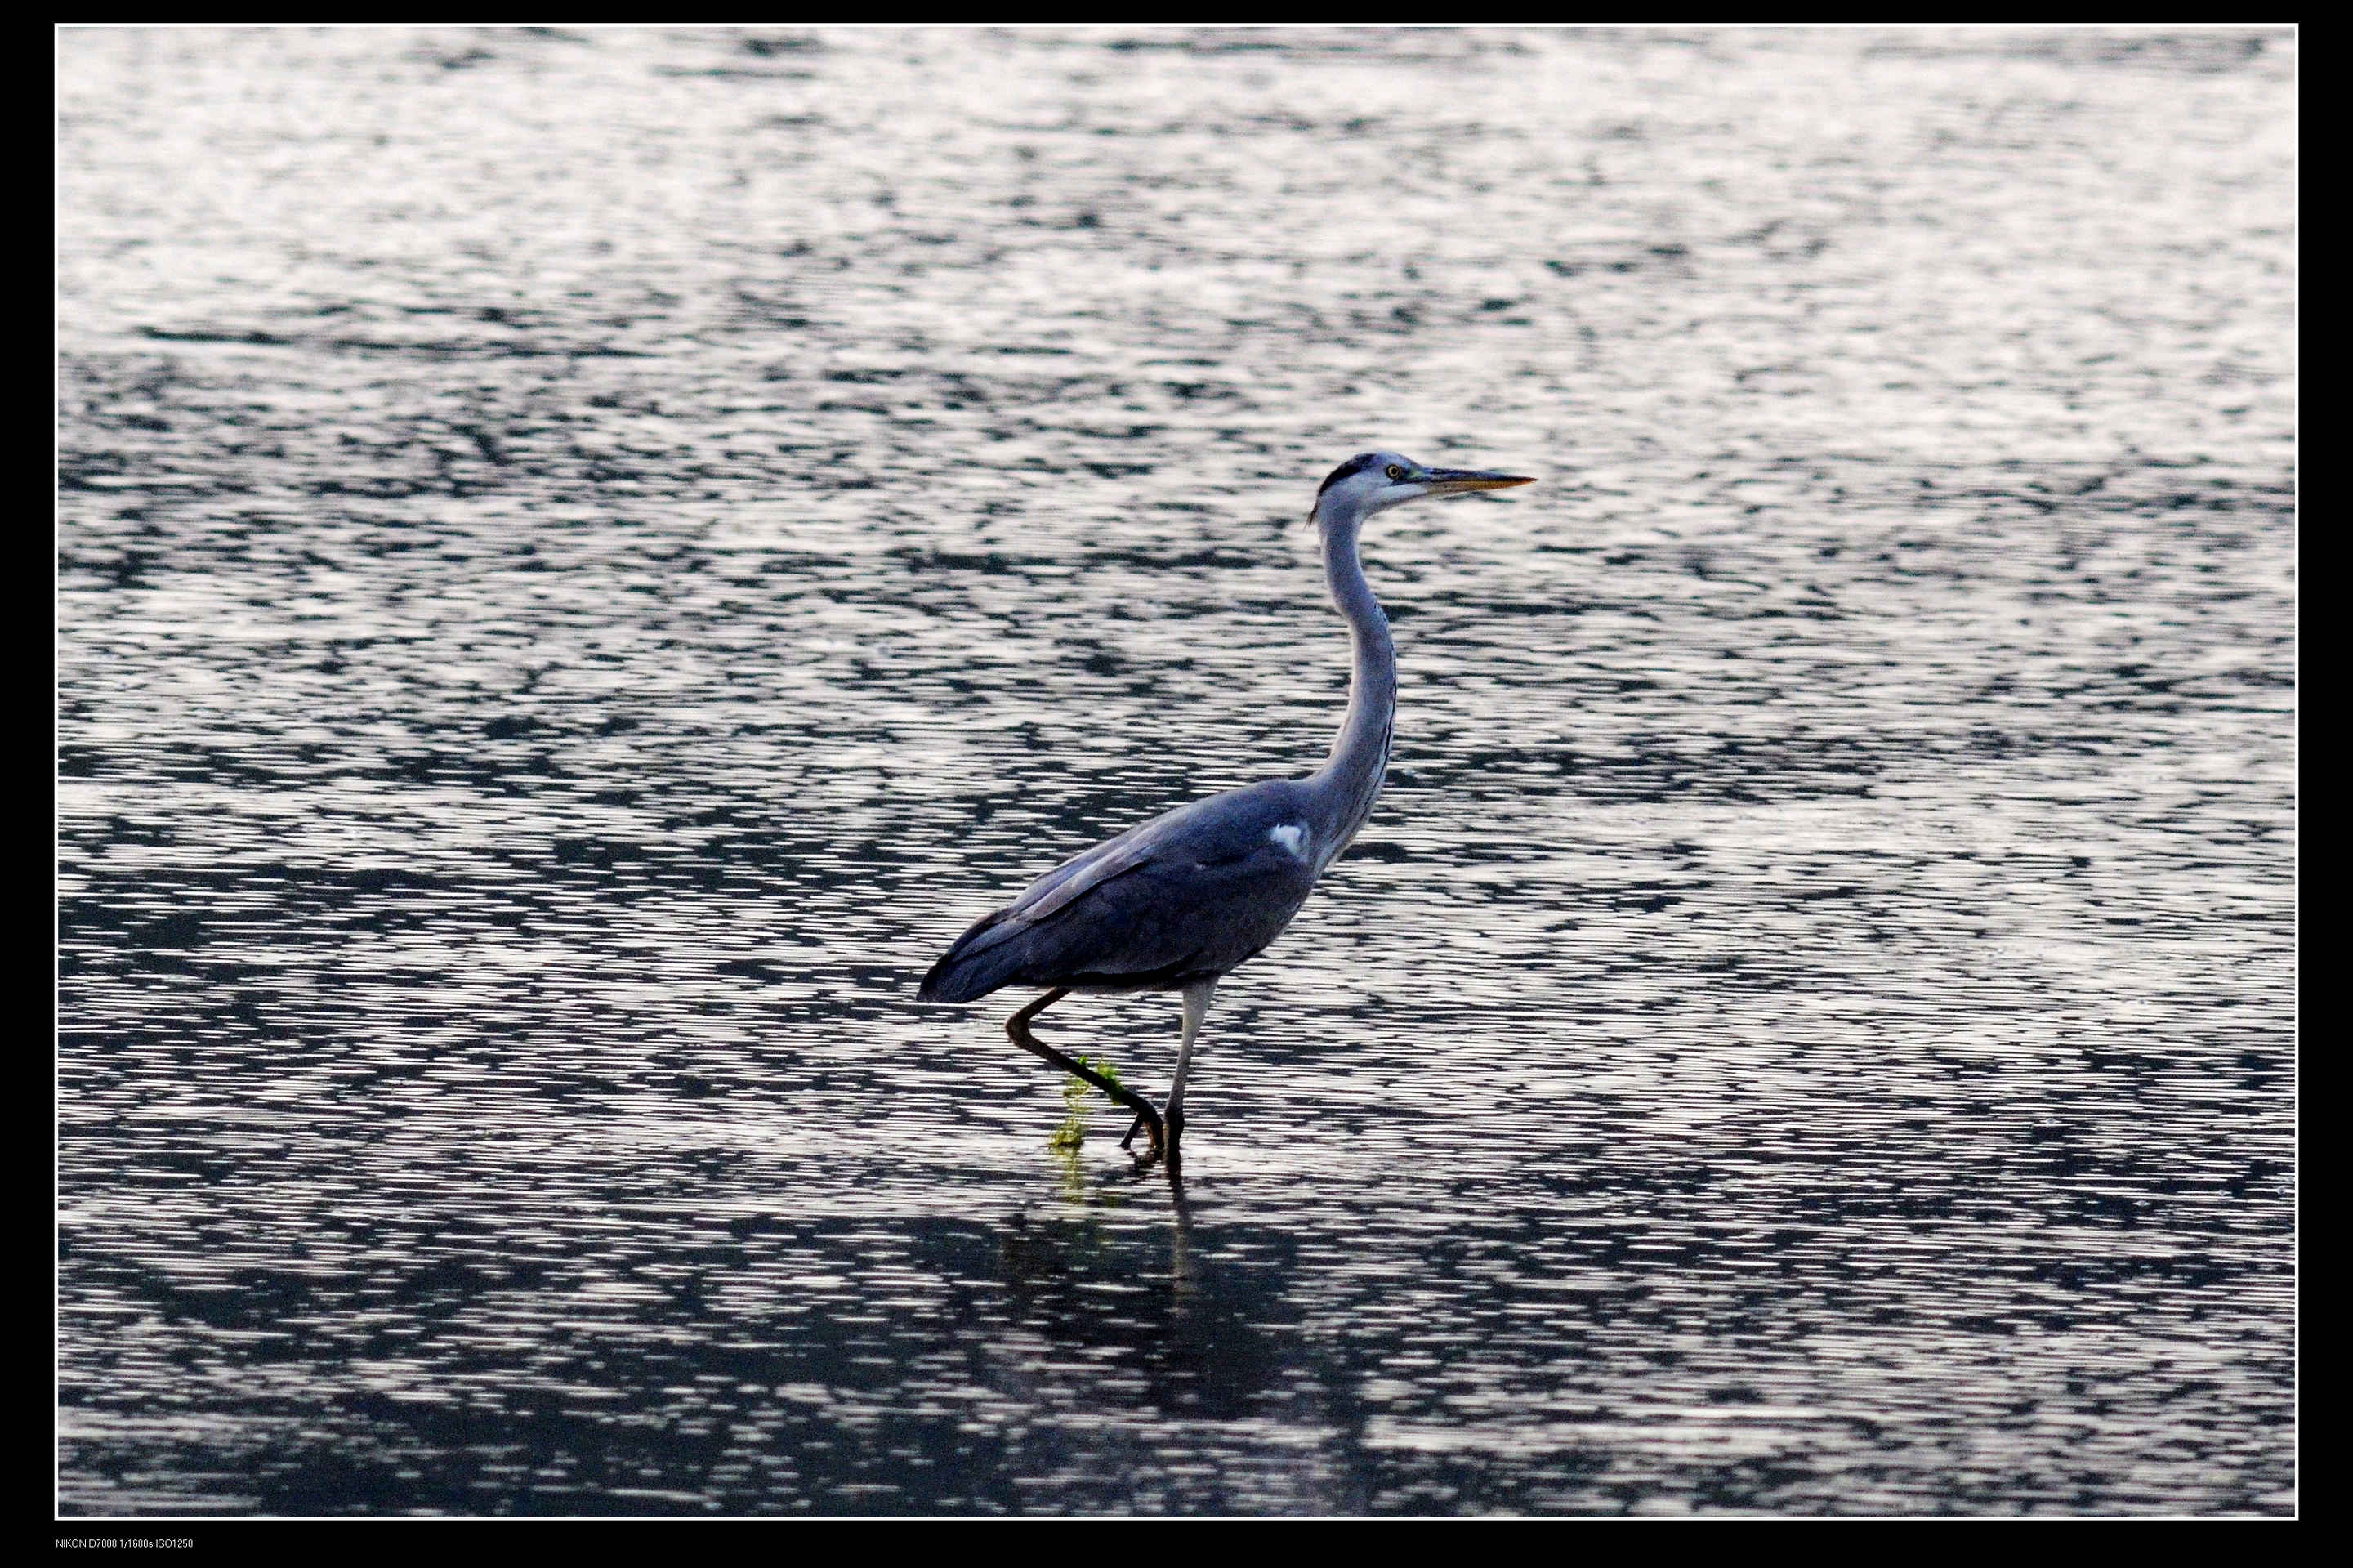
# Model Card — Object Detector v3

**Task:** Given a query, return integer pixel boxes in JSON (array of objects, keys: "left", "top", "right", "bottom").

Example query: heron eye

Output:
[{"left": 1385, "top": 464, "right": 1405, "bottom": 480}]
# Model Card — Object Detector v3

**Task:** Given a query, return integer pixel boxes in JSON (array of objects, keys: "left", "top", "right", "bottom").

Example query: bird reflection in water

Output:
[{"left": 998, "top": 1176, "right": 1277, "bottom": 1419}]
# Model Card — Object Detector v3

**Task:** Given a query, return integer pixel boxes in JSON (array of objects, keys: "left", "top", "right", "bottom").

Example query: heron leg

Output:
[
  {"left": 1163, "top": 978, "right": 1218, "bottom": 1149},
  {"left": 1116, "top": 978, "right": 1219, "bottom": 1150},
  {"left": 1006, "top": 988, "right": 1165, "bottom": 1157}
]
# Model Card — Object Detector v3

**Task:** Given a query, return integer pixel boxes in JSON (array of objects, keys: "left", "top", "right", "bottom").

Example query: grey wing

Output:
[
  {"left": 1009, "top": 832, "right": 1321, "bottom": 988},
  {"left": 918, "top": 781, "right": 1323, "bottom": 1002}
]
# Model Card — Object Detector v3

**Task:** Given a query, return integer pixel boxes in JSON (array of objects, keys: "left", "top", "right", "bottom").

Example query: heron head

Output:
[{"left": 1311, "top": 452, "right": 1534, "bottom": 525}]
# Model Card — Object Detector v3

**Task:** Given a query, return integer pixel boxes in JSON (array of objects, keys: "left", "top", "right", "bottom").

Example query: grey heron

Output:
[{"left": 918, "top": 453, "right": 1535, "bottom": 1158}]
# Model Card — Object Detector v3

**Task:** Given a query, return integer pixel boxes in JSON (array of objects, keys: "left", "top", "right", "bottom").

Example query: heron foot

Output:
[
  {"left": 1118, "top": 1106, "right": 1167, "bottom": 1157},
  {"left": 1120, "top": 1106, "right": 1181, "bottom": 1155}
]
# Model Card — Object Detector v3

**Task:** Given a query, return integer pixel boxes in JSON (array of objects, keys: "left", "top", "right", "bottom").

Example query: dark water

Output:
[{"left": 58, "top": 27, "right": 2294, "bottom": 1514}]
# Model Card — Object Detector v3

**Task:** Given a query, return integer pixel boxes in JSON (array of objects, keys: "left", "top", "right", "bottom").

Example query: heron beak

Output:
[{"left": 1422, "top": 468, "right": 1537, "bottom": 495}]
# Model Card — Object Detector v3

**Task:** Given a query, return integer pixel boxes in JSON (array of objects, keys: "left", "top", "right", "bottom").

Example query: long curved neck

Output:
[{"left": 1307, "top": 507, "right": 1395, "bottom": 869}]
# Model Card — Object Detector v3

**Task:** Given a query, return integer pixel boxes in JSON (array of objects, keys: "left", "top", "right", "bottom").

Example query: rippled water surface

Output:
[{"left": 57, "top": 26, "right": 2295, "bottom": 1515}]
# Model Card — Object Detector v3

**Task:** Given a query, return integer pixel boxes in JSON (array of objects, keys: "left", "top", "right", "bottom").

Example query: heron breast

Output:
[{"left": 1267, "top": 823, "right": 1310, "bottom": 863}]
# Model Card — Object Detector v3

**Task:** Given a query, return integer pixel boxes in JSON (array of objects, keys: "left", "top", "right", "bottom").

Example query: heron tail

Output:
[{"left": 915, "top": 907, "right": 1022, "bottom": 1003}]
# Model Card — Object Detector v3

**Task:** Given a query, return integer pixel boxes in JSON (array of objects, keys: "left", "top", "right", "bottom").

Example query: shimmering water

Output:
[{"left": 57, "top": 26, "right": 2294, "bottom": 1515}]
